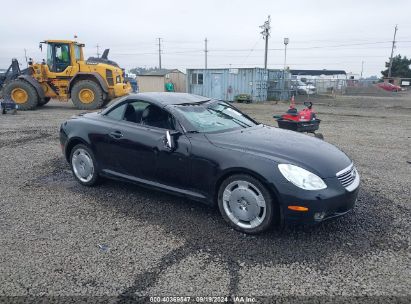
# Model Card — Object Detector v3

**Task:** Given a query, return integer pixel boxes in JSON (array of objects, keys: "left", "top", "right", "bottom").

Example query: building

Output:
[
  {"left": 186, "top": 68, "right": 269, "bottom": 102},
  {"left": 137, "top": 69, "right": 186, "bottom": 93}
]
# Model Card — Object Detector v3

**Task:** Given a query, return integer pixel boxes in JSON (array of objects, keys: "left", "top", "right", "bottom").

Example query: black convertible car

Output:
[{"left": 60, "top": 93, "right": 360, "bottom": 234}]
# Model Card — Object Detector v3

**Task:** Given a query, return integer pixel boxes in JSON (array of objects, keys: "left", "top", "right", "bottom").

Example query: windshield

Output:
[{"left": 174, "top": 100, "right": 257, "bottom": 133}]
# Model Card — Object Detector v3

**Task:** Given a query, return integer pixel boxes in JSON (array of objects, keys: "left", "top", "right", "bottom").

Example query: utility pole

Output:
[
  {"left": 260, "top": 16, "right": 271, "bottom": 69},
  {"left": 204, "top": 38, "right": 208, "bottom": 69},
  {"left": 157, "top": 38, "right": 162, "bottom": 69},
  {"left": 361, "top": 61, "right": 364, "bottom": 79},
  {"left": 96, "top": 44, "right": 100, "bottom": 58},
  {"left": 24, "top": 49, "right": 28, "bottom": 67},
  {"left": 388, "top": 25, "right": 398, "bottom": 78}
]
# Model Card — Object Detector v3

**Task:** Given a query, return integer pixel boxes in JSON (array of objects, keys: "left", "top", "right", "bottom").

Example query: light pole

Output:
[{"left": 283, "top": 38, "right": 289, "bottom": 99}]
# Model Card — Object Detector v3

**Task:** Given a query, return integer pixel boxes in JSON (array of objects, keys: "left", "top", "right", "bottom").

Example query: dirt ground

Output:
[{"left": 0, "top": 92, "right": 410, "bottom": 302}]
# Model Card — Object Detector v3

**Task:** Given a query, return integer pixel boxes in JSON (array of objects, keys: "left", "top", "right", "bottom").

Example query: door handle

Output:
[{"left": 109, "top": 130, "right": 123, "bottom": 139}]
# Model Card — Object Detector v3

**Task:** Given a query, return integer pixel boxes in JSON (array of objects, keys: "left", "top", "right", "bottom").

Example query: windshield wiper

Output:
[{"left": 208, "top": 108, "right": 252, "bottom": 128}]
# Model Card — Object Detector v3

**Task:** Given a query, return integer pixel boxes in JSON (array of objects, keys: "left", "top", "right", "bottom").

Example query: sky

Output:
[{"left": 1, "top": 0, "right": 410, "bottom": 77}]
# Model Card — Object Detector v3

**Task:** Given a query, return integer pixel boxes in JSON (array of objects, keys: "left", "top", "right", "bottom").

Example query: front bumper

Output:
[
  {"left": 278, "top": 175, "right": 360, "bottom": 225},
  {"left": 113, "top": 82, "right": 132, "bottom": 97}
]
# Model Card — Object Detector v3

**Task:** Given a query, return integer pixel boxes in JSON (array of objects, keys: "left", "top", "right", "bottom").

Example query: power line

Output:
[
  {"left": 202, "top": 40, "right": 411, "bottom": 53},
  {"left": 241, "top": 39, "right": 260, "bottom": 64}
]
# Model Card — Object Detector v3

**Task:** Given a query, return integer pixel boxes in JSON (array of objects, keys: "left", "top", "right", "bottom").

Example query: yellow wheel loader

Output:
[{"left": 0, "top": 40, "right": 131, "bottom": 110}]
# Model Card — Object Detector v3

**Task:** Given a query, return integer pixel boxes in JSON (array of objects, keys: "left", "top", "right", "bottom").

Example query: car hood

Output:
[{"left": 205, "top": 125, "right": 352, "bottom": 178}]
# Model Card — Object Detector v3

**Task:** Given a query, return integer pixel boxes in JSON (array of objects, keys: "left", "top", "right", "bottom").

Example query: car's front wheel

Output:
[
  {"left": 70, "top": 144, "right": 100, "bottom": 186},
  {"left": 218, "top": 174, "right": 276, "bottom": 234}
]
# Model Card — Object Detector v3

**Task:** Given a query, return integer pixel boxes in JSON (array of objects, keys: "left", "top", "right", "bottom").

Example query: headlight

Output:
[{"left": 278, "top": 164, "right": 327, "bottom": 190}]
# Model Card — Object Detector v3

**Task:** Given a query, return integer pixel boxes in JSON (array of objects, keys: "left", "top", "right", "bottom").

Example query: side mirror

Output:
[{"left": 164, "top": 130, "right": 180, "bottom": 151}]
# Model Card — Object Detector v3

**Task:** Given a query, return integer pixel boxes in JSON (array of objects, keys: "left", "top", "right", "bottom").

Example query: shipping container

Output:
[{"left": 186, "top": 68, "right": 269, "bottom": 102}]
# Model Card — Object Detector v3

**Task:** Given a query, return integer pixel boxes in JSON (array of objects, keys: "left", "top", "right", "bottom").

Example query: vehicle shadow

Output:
[{"left": 34, "top": 156, "right": 403, "bottom": 297}]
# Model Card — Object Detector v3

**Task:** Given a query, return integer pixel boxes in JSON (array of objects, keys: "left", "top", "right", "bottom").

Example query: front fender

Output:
[
  {"left": 68, "top": 72, "right": 109, "bottom": 95},
  {"left": 18, "top": 75, "right": 45, "bottom": 100},
  {"left": 212, "top": 153, "right": 282, "bottom": 206}
]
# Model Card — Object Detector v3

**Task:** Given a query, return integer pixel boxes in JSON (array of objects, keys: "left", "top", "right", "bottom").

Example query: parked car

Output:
[
  {"left": 376, "top": 82, "right": 402, "bottom": 92},
  {"left": 292, "top": 80, "right": 316, "bottom": 95},
  {"left": 60, "top": 93, "right": 360, "bottom": 234}
]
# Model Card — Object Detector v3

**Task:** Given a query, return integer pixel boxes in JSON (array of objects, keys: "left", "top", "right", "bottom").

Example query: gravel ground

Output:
[{"left": 0, "top": 93, "right": 410, "bottom": 302}]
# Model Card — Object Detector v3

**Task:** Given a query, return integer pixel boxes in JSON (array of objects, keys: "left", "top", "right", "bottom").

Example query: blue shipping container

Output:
[{"left": 186, "top": 68, "right": 269, "bottom": 102}]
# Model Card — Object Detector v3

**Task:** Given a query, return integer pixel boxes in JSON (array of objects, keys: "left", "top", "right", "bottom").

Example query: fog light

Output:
[{"left": 314, "top": 212, "right": 326, "bottom": 221}]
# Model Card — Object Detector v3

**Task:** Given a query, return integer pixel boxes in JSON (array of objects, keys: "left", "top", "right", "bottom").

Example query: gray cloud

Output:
[{"left": 1, "top": 0, "right": 410, "bottom": 76}]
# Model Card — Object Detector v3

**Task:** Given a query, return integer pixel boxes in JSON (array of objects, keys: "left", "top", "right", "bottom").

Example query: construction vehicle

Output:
[{"left": 0, "top": 40, "right": 131, "bottom": 110}]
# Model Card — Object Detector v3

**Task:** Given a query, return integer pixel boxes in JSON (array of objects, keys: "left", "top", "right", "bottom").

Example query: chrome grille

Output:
[{"left": 336, "top": 164, "right": 356, "bottom": 188}]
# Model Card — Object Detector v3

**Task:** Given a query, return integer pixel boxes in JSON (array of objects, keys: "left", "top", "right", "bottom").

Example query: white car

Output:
[{"left": 292, "top": 80, "right": 316, "bottom": 95}]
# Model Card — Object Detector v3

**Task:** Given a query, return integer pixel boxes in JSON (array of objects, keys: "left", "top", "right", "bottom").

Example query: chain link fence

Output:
[{"left": 267, "top": 77, "right": 398, "bottom": 100}]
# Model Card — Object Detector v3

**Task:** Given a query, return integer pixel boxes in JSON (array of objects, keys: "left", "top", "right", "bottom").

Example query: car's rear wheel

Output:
[
  {"left": 218, "top": 174, "right": 276, "bottom": 234},
  {"left": 70, "top": 144, "right": 100, "bottom": 186}
]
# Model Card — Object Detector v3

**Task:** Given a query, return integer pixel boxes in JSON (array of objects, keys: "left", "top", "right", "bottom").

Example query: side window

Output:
[
  {"left": 106, "top": 103, "right": 127, "bottom": 120},
  {"left": 140, "top": 103, "right": 175, "bottom": 130},
  {"left": 46, "top": 44, "right": 53, "bottom": 70},
  {"left": 122, "top": 100, "right": 150, "bottom": 123},
  {"left": 106, "top": 100, "right": 176, "bottom": 130},
  {"left": 197, "top": 73, "right": 203, "bottom": 84},
  {"left": 74, "top": 45, "right": 81, "bottom": 60},
  {"left": 191, "top": 73, "right": 203, "bottom": 85},
  {"left": 191, "top": 73, "right": 197, "bottom": 84}
]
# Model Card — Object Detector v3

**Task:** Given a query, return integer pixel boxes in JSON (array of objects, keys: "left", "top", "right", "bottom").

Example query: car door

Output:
[
  {"left": 154, "top": 125, "right": 192, "bottom": 190},
  {"left": 98, "top": 99, "right": 192, "bottom": 190},
  {"left": 126, "top": 102, "right": 192, "bottom": 190},
  {"left": 94, "top": 102, "right": 129, "bottom": 171},
  {"left": 117, "top": 121, "right": 161, "bottom": 182},
  {"left": 99, "top": 100, "right": 158, "bottom": 181},
  {"left": 123, "top": 123, "right": 192, "bottom": 189}
]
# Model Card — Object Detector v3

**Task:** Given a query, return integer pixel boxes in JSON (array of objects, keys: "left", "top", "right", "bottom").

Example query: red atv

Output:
[{"left": 274, "top": 98, "right": 323, "bottom": 139}]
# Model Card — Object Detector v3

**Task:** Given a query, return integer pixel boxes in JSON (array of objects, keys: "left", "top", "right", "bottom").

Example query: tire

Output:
[
  {"left": 217, "top": 174, "right": 276, "bottom": 234},
  {"left": 69, "top": 144, "right": 101, "bottom": 186},
  {"left": 71, "top": 80, "right": 104, "bottom": 110},
  {"left": 37, "top": 97, "right": 51, "bottom": 107},
  {"left": 3, "top": 79, "right": 39, "bottom": 110}
]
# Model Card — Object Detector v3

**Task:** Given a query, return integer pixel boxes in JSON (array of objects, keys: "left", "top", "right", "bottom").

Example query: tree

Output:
[
  {"left": 381, "top": 55, "right": 411, "bottom": 78},
  {"left": 129, "top": 67, "right": 158, "bottom": 75}
]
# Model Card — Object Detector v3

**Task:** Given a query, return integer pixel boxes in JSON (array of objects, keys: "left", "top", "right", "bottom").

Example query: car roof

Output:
[{"left": 127, "top": 92, "right": 210, "bottom": 107}]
